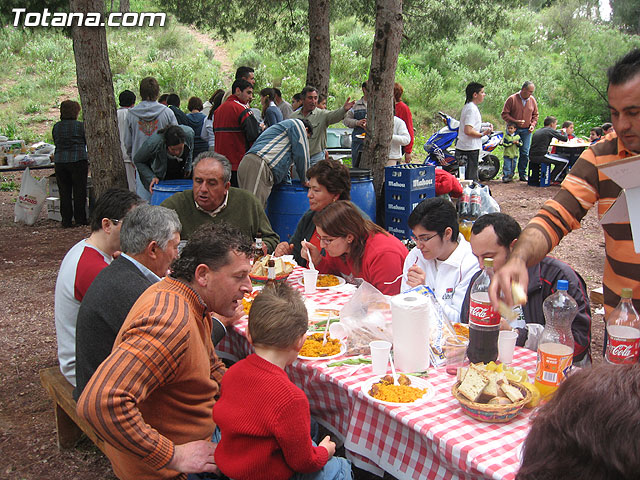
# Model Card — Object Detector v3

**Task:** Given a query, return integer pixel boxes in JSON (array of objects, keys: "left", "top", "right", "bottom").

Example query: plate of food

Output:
[
  {"left": 241, "top": 287, "right": 263, "bottom": 315},
  {"left": 298, "top": 333, "right": 346, "bottom": 360},
  {"left": 250, "top": 255, "right": 295, "bottom": 283},
  {"left": 298, "top": 273, "right": 345, "bottom": 289},
  {"left": 362, "top": 374, "right": 434, "bottom": 406}
]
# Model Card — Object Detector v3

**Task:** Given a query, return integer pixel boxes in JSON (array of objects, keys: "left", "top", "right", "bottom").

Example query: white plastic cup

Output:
[
  {"left": 498, "top": 330, "right": 519, "bottom": 364},
  {"left": 370, "top": 340, "right": 392, "bottom": 376},
  {"left": 303, "top": 269, "right": 319, "bottom": 294}
]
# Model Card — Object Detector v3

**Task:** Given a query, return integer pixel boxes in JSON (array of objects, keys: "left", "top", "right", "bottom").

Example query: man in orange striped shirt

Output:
[
  {"left": 78, "top": 223, "right": 252, "bottom": 480},
  {"left": 490, "top": 49, "right": 640, "bottom": 321}
]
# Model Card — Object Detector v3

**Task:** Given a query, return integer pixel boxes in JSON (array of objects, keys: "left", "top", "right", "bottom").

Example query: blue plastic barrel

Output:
[
  {"left": 349, "top": 168, "right": 376, "bottom": 221},
  {"left": 266, "top": 180, "right": 310, "bottom": 241},
  {"left": 150, "top": 179, "right": 193, "bottom": 205}
]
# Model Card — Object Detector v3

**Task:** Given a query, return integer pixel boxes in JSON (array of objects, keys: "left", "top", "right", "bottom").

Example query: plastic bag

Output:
[
  {"left": 477, "top": 183, "right": 500, "bottom": 216},
  {"left": 334, "top": 281, "right": 393, "bottom": 355},
  {"left": 14, "top": 168, "right": 47, "bottom": 225}
]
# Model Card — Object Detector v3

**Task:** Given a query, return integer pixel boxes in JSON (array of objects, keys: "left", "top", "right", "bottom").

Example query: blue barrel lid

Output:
[{"left": 349, "top": 168, "right": 372, "bottom": 180}]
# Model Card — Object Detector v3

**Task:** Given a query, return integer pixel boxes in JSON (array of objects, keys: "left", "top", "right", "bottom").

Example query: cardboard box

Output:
[
  {"left": 384, "top": 164, "right": 436, "bottom": 191},
  {"left": 47, "top": 196, "right": 62, "bottom": 222},
  {"left": 48, "top": 174, "right": 59, "bottom": 197},
  {"left": 597, "top": 154, "right": 640, "bottom": 253}
]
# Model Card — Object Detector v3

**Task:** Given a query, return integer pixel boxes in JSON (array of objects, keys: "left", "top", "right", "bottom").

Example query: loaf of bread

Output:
[
  {"left": 458, "top": 365, "right": 489, "bottom": 402},
  {"left": 497, "top": 379, "right": 524, "bottom": 402}
]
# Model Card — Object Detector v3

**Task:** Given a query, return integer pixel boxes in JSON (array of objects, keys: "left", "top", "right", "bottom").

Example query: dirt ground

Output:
[{"left": 0, "top": 169, "right": 605, "bottom": 479}]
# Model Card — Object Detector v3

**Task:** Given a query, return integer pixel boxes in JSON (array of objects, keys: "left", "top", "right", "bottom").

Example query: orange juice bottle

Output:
[{"left": 534, "top": 280, "right": 576, "bottom": 399}]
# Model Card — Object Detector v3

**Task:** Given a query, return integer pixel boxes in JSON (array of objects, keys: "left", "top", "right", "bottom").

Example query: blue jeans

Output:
[
  {"left": 290, "top": 447, "right": 352, "bottom": 480},
  {"left": 503, "top": 156, "right": 516, "bottom": 178},
  {"left": 516, "top": 128, "right": 532, "bottom": 178},
  {"left": 310, "top": 151, "right": 326, "bottom": 166}
]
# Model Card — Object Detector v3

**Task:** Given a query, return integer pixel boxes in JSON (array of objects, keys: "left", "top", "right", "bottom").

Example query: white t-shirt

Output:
[{"left": 456, "top": 102, "right": 482, "bottom": 151}]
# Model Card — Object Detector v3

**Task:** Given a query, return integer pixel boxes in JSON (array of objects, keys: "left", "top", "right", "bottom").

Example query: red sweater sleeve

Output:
[
  {"left": 395, "top": 102, "right": 414, "bottom": 153},
  {"left": 74, "top": 247, "right": 109, "bottom": 301},
  {"left": 360, "top": 235, "right": 408, "bottom": 295}
]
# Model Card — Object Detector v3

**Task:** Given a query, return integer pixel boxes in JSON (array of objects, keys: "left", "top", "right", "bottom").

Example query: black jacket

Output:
[{"left": 460, "top": 256, "right": 591, "bottom": 363}]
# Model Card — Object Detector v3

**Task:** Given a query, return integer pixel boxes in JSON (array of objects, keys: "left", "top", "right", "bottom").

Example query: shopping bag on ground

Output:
[{"left": 14, "top": 167, "right": 47, "bottom": 225}]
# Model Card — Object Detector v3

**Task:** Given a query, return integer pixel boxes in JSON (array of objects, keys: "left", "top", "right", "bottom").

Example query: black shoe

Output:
[{"left": 519, "top": 175, "right": 528, "bottom": 182}]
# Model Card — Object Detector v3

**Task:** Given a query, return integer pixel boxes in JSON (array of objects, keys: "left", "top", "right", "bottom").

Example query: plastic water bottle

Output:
[
  {"left": 534, "top": 280, "right": 576, "bottom": 399},
  {"left": 605, "top": 288, "right": 640, "bottom": 364}
]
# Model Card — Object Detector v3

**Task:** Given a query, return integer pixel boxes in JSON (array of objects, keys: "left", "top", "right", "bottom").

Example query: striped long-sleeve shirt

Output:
[
  {"left": 77, "top": 276, "right": 226, "bottom": 480},
  {"left": 247, "top": 119, "right": 310, "bottom": 185},
  {"left": 528, "top": 133, "right": 640, "bottom": 315}
]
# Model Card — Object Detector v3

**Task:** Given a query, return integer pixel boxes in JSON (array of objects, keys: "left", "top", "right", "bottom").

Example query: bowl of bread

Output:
[
  {"left": 452, "top": 363, "right": 532, "bottom": 423},
  {"left": 250, "top": 255, "right": 295, "bottom": 284}
]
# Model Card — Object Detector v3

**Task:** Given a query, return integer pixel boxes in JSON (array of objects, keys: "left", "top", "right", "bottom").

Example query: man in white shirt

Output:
[
  {"left": 54, "top": 189, "right": 142, "bottom": 386},
  {"left": 455, "top": 82, "right": 492, "bottom": 181}
]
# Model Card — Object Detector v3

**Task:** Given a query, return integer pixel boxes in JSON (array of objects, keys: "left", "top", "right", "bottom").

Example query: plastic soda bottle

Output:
[
  {"left": 457, "top": 185, "right": 471, "bottom": 219},
  {"left": 534, "top": 280, "right": 576, "bottom": 399},
  {"left": 605, "top": 288, "right": 640, "bottom": 364},
  {"left": 467, "top": 258, "right": 499, "bottom": 364}
]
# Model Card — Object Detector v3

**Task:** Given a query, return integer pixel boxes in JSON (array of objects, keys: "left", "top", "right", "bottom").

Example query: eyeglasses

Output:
[
  {"left": 110, "top": 218, "right": 122, "bottom": 225},
  {"left": 412, "top": 233, "right": 439, "bottom": 245},
  {"left": 319, "top": 236, "right": 339, "bottom": 245}
]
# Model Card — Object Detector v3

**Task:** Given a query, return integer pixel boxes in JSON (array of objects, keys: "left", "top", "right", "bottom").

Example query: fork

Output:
[{"left": 383, "top": 273, "right": 405, "bottom": 285}]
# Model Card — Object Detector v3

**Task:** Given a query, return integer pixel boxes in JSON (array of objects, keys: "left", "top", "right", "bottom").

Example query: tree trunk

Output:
[
  {"left": 360, "top": 0, "right": 403, "bottom": 224},
  {"left": 306, "top": 0, "right": 331, "bottom": 96},
  {"left": 120, "top": 0, "right": 130, "bottom": 14},
  {"left": 70, "top": 0, "right": 127, "bottom": 198}
]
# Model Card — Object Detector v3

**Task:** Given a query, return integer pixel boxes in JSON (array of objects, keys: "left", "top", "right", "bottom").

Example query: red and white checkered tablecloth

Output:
[{"left": 216, "top": 267, "right": 537, "bottom": 480}]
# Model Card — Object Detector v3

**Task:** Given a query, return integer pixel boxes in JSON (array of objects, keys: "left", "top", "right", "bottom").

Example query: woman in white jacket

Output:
[
  {"left": 386, "top": 116, "right": 411, "bottom": 166},
  {"left": 401, "top": 197, "right": 479, "bottom": 323}
]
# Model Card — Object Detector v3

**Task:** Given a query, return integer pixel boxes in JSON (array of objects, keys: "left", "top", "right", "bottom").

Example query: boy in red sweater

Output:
[{"left": 213, "top": 283, "right": 352, "bottom": 480}]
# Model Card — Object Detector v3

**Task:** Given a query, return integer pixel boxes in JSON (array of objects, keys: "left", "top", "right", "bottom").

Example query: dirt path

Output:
[{"left": 183, "top": 25, "right": 235, "bottom": 81}]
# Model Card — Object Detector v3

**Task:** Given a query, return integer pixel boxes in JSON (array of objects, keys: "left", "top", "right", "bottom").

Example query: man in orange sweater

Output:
[{"left": 77, "top": 223, "right": 253, "bottom": 480}]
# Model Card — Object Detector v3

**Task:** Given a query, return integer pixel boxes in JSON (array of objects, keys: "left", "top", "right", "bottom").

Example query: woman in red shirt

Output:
[{"left": 303, "top": 201, "right": 408, "bottom": 295}]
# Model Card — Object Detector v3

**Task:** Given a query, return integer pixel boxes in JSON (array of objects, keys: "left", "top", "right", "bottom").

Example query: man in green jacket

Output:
[
  {"left": 291, "top": 86, "right": 355, "bottom": 164},
  {"left": 161, "top": 152, "right": 280, "bottom": 251}
]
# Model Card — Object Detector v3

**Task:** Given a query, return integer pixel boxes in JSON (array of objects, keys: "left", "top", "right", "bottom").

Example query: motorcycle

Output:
[{"left": 424, "top": 111, "right": 503, "bottom": 181}]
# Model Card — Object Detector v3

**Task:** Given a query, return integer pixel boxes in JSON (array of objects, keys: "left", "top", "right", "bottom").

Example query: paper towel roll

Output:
[{"left": 390, "top": 293, "right": 431, "bottom": 372}]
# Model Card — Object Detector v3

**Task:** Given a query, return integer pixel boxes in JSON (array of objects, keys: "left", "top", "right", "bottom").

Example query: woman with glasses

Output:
[
  {"left": 302, "top": 201, "right": 408, "bottom": 295},
  {"left": 273, "top": 159, "right": 351, "bottom": 266},
  {"left": 401, "top": 197, "right": 479, "bottom": 322}
]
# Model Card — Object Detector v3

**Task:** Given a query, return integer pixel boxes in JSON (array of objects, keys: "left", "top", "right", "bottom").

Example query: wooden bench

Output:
[{"left": 39, "top": 366, "right": 107, "bottom": 455}]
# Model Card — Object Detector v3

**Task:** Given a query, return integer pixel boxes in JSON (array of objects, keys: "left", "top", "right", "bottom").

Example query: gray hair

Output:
[
  {"left": 120, "top": 204, "right": 182, "bottom": 255},
  {"left": 192, "top": 151, "right": 232, "bottom": 184},
  {"left": 522, "top": 81, "right": 534, "bottom": 90}
]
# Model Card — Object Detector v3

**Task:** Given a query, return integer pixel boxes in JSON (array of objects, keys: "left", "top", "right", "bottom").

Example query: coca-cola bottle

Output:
[
  {"left": 467, "top": 258, "right": 500, "bottom": 363},
  {"left": 469, "top": 184, "right": 481, "bottom": 220},
  {"left": 534, "top": 280, "right": 576, "bottom": 399},
  {"left": 605, "top": 288, "right": 640, "bottom": 365},
  {"left": 458, "top": 185, "right": 471, "bottom": 219}
]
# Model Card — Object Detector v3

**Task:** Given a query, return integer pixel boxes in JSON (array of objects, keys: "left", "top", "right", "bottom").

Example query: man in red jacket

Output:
[{"left": 214, "top": 78, "right": 261, "bottom": 186}]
